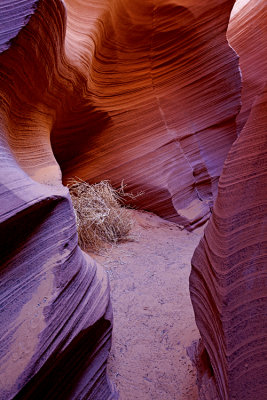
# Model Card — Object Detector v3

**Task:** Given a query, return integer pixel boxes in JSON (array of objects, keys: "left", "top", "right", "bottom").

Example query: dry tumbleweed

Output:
[{"left": 68, "top": 179, "right": 137, "bottom": 253}]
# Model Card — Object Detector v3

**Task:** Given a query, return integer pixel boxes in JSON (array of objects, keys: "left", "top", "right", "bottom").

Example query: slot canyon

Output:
[{"left": 0, "top": 0, "right": 266, "bottom": 399}]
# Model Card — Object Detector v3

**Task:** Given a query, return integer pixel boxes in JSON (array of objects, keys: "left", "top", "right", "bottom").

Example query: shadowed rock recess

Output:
[{"left": 0, "top": 0, "right": 265, "bottom": 399}]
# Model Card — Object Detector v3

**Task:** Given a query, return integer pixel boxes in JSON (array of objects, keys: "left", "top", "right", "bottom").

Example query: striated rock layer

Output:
[
  {"left": 0, "top": 0, "right": 243, "bottom": 398},
  {"left": 227, "top": 0, "right": 267, "bottom": 133},
  {"left": 0, "top": 1, "right": 116, "bottom": 399},
  {"left": 51, "top": 0, "right": 241, "bottom": 229},
  {"left": 190, "top": 2, "right": 267, "bottom": 396},
  {"left": 190, "top": 84, "right": 267, "bottom": 400}
]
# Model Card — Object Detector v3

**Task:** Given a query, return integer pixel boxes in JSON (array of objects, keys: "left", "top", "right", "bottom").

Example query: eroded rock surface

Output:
[
  {"left": 0, "top": 1, "right": 116, "bottom": 399},
  {"left": 51, "top": 0, "right": 241, "bottom": 229},
  {"left": 0, "top": 0, "right": 248, "bottom": 399},
  {"left": 190, "top": 3, "right": 267, "bottom": 394},
  {"left": 190, "top": 84, "right": 267, "bottom": 400},
  {"left": 228, "top": 0, "right": 267, "bottom": 133}
]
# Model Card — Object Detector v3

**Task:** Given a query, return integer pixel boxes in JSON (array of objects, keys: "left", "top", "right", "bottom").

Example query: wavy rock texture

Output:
[
  {"left": 51, "top": 0, "right": 241, "bottom": 230},
  {"left": 190, "top": 2, "right": 267, "bottom": 397},
  {"left": 190, "top": 85, "right": 267, "bottom": 400},
  {"left": 0, "top": 1, "right": 116, "bottom": 399},
  {"left": 0, "top": 0, "right": 243, "bottom": 399},
  {"left": 227, "top": 0, "right": 267, "bottom": 133}
]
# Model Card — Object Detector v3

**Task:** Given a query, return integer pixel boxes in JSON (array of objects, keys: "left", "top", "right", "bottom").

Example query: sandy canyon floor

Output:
[{"left": 91, "top": 210, "right": 204, "bottom": 400}]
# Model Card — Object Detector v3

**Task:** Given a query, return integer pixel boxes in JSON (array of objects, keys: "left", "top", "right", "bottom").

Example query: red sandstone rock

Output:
[
  {"left": 0, "top": 0, "right": 246, "bottom": 399},
  {"left": 228, "top": 0, "right": 267, "bottom": 133},
  {"left": 0, "top": 1, "right": 116, "bottom": 399},
  {"left": 190, "top": 2, "right": 267, "bottom": 398},
  {"left": 51, "top": 0, "right": 241, "bottom": 229},
  {"left": 190, "top": 64, "right": 267, "bottom": 400},
  {"left": 190, "top": 84, "right": 267, "bottom": 399}
]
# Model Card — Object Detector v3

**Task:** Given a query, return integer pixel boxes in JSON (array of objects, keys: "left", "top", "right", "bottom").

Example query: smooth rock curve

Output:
[
  {"left": 0, "top": 0, "right": 116, "bottom": 398},
  {"left": 189, "top": 72, "right": 267, "bottom": 400},
  {"left": 190, "top": 2, "right": 267, "bottom": 398},
  {"left": 51, "top": 0, "right": 241, "bottom": 229}
]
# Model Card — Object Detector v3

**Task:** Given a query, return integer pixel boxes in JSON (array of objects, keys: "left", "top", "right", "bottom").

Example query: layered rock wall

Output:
[
  {"left": 0, "top": 0, "right": 248, "bottom": 398},
  {"left": 190, "top": 1, "right": 267, "bottom": 398},
  {"left": 228, "top": 0, "right": 267, "bottom": 132},
  {"left": 0, "top": 1, "right": 116, "bottom": 398},
  {"left": 51, "top": 0, "right": 241, "bottom": 229}
]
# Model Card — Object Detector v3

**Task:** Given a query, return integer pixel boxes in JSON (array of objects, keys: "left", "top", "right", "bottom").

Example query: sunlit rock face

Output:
[
  {"left": 190, "top": 1, "right": 267, "bottom": 398},
  {"left": 51, "top": 0, "right": 241, "bottom": 230},
  {"left": 0, "top": 0, "right": 243, "bottom": 399},
  {"left": 228, "top": 0, "right": 267, "bottom": 133}
]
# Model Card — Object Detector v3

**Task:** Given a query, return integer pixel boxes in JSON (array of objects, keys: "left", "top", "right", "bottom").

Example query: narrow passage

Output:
[{"left": 92, "top": 210, "right": 203, "bottom": 400}]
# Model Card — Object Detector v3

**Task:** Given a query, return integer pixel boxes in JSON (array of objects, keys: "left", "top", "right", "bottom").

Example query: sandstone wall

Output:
[
  {"left": 52, "top": 0, "right": 241, "bottom": 229},
  {"left": 0, "top": 0, "right": 246, "bottom": 398},
  {"left": 228, "top": 0, "right": 267, "bottom": 132},
  {"left": 190, "top": 1, "right": 267, "bottom": 398},
  {"left": 0, "top": 1, "right": 116, "bottom": 398}
]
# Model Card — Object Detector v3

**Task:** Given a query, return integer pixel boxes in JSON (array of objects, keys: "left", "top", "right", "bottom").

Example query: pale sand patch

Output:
[{"left": 91, "top": 210, "right": 203, "bottom": 400}]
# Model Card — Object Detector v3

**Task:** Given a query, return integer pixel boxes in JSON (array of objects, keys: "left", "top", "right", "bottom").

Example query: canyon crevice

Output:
[{"left": 0, "top": 0, "right": 266, "bottom": 399}]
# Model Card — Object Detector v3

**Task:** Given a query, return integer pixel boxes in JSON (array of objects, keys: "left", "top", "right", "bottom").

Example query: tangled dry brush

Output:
[{"left": 68, "top": 179, "right": 136, "bottom": 253}]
